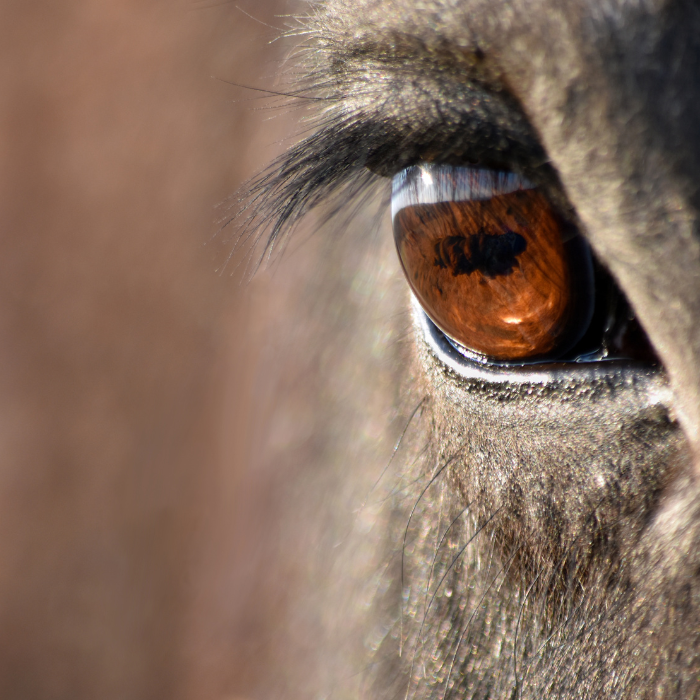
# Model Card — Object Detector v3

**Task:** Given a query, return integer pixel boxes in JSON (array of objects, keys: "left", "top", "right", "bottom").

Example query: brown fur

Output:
[{"left": 244, "top": 0, "right": 700, "bottom": 697}]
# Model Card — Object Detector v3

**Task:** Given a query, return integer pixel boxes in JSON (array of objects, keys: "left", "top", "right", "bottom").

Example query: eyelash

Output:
[
  {"left": 237, "top": 112, "right": 382, "bottom": 267},
  {"left": 236, "top": 84, "right": 554, "bottom": 269}
]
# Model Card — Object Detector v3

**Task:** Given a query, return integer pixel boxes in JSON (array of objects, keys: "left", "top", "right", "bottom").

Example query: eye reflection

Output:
[{"left": 392, "top": 164, "right": 595, "bottom": 362}]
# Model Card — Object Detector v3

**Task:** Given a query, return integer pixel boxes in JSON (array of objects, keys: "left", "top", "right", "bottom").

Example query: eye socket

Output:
[{"left": 392, "top": 164, "right": 595, "bottom": 363}]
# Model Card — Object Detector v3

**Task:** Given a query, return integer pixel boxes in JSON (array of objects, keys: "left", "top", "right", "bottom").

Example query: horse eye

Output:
[{"left": 391, "top": 164, "right": 595, "bottom": 362}]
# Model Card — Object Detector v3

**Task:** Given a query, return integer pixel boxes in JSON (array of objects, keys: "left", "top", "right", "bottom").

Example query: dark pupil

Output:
[{"left": 435, "top": 230, "right": 527, "bottom": 278}]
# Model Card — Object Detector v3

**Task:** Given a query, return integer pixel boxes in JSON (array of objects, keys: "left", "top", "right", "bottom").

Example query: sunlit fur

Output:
[{"left": 247, "top": 0, "right": 700, "bottom": 697}]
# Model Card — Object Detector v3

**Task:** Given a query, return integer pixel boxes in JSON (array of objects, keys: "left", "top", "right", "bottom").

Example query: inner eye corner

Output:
[{"left": 391, "top": 162, "right": 661, "bottom": 370}]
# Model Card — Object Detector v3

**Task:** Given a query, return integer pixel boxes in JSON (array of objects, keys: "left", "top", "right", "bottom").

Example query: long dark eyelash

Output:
[
  {"left": 224, "top": 13, "right": 386, "bottom": 272},
  {"left": 235, "top": 111, "right": 384, "bottom": 272},
  {"left": 229, "top": 14, "right": 552, "bottom": 275}
]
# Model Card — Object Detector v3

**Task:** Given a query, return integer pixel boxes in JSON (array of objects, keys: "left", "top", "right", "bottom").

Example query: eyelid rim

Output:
[{"left": 412, "top": 293, "right": 666, "bottom": 388}]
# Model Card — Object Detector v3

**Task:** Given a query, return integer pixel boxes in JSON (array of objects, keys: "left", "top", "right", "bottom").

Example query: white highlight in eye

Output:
[
  {"left": 420, "top": 168, "right": 434, "bottom": 186},
  {"left": 391, "top": 163, "right": 534, "bottom": 221}
]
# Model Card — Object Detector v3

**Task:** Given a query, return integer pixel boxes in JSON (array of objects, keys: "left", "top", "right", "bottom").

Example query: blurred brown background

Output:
[{"left": 0, "top": 1, "right": 296, "bottom": 697}]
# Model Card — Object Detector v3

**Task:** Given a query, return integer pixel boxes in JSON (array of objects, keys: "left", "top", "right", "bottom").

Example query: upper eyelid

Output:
[
  {"left": 308, "top": 29, "right": 548, "bottom": 170},
  {"left": 242, "top": 39, "right": 566, "bottom": 256}
]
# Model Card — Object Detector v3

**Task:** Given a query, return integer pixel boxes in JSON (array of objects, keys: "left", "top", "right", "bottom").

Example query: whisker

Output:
[
  {"left": 365, "top": 397, "right": 428, "bottom": 504},
  {"left": 440, "top": 545, "right": 522, "bottom": 700},
  {"left": 406, "top": 507, "right": 503, "bottom": 700},
  {"left": 426, "top": 504, "right": 470, "bottom": 592},
  {"left": 512, "top": 566, "right": 543, "bottom": 697},
  {"left": 382, "top": 444, "right": 433, "bottom": 505},
  {"left": 214, "top": 76, "right": 331, "bottom": 101},
  {"left": 400, "top": 446, "right": 465, "bottom": 655},
  {"left": 234, "top": 4, "right": 286, "bottom": 31}
]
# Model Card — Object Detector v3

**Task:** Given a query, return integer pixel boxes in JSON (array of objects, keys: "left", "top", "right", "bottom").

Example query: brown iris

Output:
[{"left": 393, "top": 188, "right": 593, "bottom": 361}]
